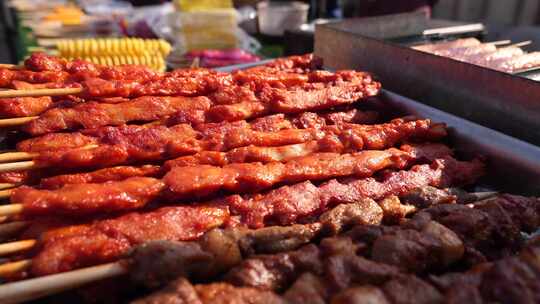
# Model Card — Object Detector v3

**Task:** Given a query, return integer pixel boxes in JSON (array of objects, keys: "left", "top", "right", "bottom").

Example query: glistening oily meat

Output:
[
  {"left": 22, "top": 52, "right": 320, "bottom": 76},
  {"left": 38, "top": 125, "right": 434, "bottom": 188},
  {"left": 0, "top": 56, "right": 332, "bottom": 119},
  {"left": 17, "top": 109, "right": 383, "bottom": 153},
  {"left": 21, "top": 72, "right": 380, "bottom": 135},
  {"left": 0, "top": 96, "right": 55, "bottom": 118},
  {"left": 39, "top": 165, "right": 162, "bottom": 189},
  {"left": 22, "top": 96, "right": 213, "bottom": 135},
  {"left": 2, "top": 70, "right": 336, "bottom": 117},
  {"left": 162, "top": 143, "right": 450, "bottom": 200},
  {"left": 26, "top": 154, "right": 484, "bottom": 276},
  {"left": 21, "top": 118, "right": 444, "bottom": 170},
  {"left": 11, "top": 143, "right": 454, "bottom": 217}
]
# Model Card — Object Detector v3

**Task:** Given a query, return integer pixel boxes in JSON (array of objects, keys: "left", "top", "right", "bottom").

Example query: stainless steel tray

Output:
[
  {"left": 382, "top": 90, "right": 540, "bottom": 195},
  {"left": 218, "top": 62, "right": 540, "bottom": 195},
  {"left": 315, "top": 18, "right": 540, "bottom": 146}
]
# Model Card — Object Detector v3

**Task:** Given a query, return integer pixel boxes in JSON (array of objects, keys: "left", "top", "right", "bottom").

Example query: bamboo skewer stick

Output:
[
  {"left": 0, "top": 161, "right": 37, "bottom": 173},
  {"left": 0, "top": 152, "right": 37, "bottom": 163},
  {"left": 0, "top": 117, "right": 38, "bottom": 128},
  {"left": 0, "top": 240, "right": 36, "bottom": 256},
  {"left": 0, "top": 183, "right": 17, "bottom": 190},
  {"left": 0, "top": 189, "right": 13, "bottom": 199},
  {"left": 0, "top": 87, "right": 83, "bottom": 98},
  {"left": 0, "top": 204, "right": 23, "bottom": 216},
  {"left": 0, "top": 262, "right": 126, "bottom": 304},
  {"left": 504, "top": 40, "right": 532, "bottom": 48},
  {"left": 0, "top": 259, "right": 32, "bottom": 277},
  {"left": 487, "top": 39, "right": 512, "bottom": 46}
]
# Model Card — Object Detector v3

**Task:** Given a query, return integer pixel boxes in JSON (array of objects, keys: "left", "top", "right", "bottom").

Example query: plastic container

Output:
[{"left": 257, "top": 1, "right": 309, "bottom": 36}]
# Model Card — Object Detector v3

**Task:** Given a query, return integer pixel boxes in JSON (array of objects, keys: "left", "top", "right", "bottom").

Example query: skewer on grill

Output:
[
  {"left": 0, "top": 191, "right": 530, "bottom": 304},
  {"left": 0, "top": 118, "right": 440, "bottom": 174},
  {"left": 0, "top": 144, "right": 453, "bottom": 219},
  {"left": 0, "top": 82, "right": 380, "bottom": 133},
  {"left": 0, "top": 158, "right": 488, "bottom": 272},
  {"left": 0, "top": 189, "right": 499, "bottom": 254},
  {"left": 0, "top": 62, "right": 367, "bottom": 100}
]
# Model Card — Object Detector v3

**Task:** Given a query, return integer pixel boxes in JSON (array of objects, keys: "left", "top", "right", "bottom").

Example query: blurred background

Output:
[{"left": 1, "top": 0, "right": 540, "bottom": 69}]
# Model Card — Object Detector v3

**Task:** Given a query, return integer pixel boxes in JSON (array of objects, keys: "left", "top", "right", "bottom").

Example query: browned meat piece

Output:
[
  {"left": 382, "top": 275, "right": 443, "bottom": 304},
  {"left": 225, "top": 244, "right": 323, "bottom": 291},
  {"left": 283, "top": 273, "right": 328, "bottom": 304},
  {"left": 194, "top": 283, "right": 285, "bottom": 304},
  {"left": 480, "top": 245, "right": 540, "bottom": 304},
  {"left": 324, "top": 253, "right": 400, "bottom": 290},
  {"left": 318, "top": 199, "right": 384, "bottom": 235},
  {"left": 371, "top": 221, "right": 464, "bottom": 272},
  {"left": 411, "top": 194, "right": 540, "bottom": 261},
  {"left": 378, "top": 196, "right": 417, "bottom": 224},
  {"left": 400, "top": 186, "right": 457, "bottom": 208},
  {"left": 331, "top": 286, "right": 389, "bottom": 304},
  {"left": 129, "top": 241, "right": 215, "bottom": 288},
  {"left": 431, "top": 243, "right": 540, "bottom": 304},
  {"left": 132, "top": 278, "right": 284, "bottom": 304},
  {"left": 131, "top": 278, "right": 203, "bottom": 304}
]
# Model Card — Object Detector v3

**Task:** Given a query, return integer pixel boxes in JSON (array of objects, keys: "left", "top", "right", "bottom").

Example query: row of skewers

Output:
[
  {"left": 413, "top": 37, "right": 540, "bottom": 73},
  {"left": 0, "top": 53, "right": 535, "bottom": 303}
]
